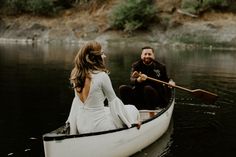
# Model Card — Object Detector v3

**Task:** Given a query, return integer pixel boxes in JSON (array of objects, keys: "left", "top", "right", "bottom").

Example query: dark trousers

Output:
[{"left": 119, "top": 85, "right": 167, "bottom": 110}]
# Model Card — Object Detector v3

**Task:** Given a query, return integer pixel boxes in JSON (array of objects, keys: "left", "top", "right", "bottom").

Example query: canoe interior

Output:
[
  {"left": 139, "top": 109, "right": 162, "bottom": 121},
  {"left": 47, "top": 109, "right": 162, "bottom": 137},
  {"left": 43, "top": 89, "right": 175, "bottom": 140}
]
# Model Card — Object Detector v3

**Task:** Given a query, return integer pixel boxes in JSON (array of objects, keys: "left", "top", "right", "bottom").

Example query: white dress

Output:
[{"left": 66, "top": 71, "right": 140, "bottom": 134}]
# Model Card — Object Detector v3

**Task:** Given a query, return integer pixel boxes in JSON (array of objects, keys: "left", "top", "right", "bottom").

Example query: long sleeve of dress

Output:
[
  {"left": 66, "top": 95, "right": 79, "bottom": 135},
  {"left": 101, "top": 73, "right": 132, "bottom": 128}
]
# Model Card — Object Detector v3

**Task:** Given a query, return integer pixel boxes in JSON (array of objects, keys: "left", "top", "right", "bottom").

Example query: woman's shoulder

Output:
[
  {"left": 91, "top": 71, "right": 110, "bottom": 84},
  {"left": 92, "top": 71, "right": 109, "bottom": 78}
]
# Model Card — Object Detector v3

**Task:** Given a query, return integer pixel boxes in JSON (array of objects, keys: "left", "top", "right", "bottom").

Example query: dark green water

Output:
[{"left": 0, "top": 43, "right": 236, "bottom": 157}]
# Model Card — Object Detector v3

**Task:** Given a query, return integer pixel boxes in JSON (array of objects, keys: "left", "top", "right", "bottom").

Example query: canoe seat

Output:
[
  {"left": 139, "top": 109, "right": 161, "bottom": 121},
  {"left": 55, "top": 122, "right": 70, "bottom": 135}
]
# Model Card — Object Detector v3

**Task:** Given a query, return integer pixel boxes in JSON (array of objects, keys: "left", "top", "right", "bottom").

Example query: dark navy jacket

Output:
[{"left": 130, "top": 59, "right": 169, "bottom": 89}]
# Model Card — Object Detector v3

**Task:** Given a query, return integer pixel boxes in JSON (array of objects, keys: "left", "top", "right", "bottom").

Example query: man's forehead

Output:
[{"left": 142, "top": 48, "right": 154, "bottom": 53}]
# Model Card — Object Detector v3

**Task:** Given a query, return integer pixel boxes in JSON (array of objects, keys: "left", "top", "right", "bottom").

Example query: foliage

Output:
[
  {"left": 2, "top": 0, "right": 56, "bottom": 15},
  {"left": 4, "top": 0, "right": 27, "bottom": 13},
  {"left": 110, "top": 0, "right": 156, "bottom": 33},
  {"left": 181, "top": 0, "right": 200, "bottom": 14},
  {"left": 202, "top": 0, "right": 228, "bottom": 9},
  {"left": 51, "top": 0, "right": 74, "bottom": 9},
  {"left": 27, "top": 0, "right": 55, "bottom": 15},
  {"left": 0, "top": 0, "right": 109, "bottom": 16},
  {"left": 181, "top": 0, "right": 231, "bottom": 14}
]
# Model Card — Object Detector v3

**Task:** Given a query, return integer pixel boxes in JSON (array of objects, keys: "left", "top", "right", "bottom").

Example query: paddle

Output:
[{"left": 133, "top": 72, "right": 218, "bottom": 104}]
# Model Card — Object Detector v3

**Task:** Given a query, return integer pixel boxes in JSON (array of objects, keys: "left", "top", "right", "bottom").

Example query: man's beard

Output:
[{"left": 143, "top": 58, "right": 153, "bottom": 65}]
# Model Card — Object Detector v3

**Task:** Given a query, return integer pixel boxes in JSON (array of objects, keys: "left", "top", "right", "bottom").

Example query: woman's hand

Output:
[{"left": 136, "top": 122, "right": 142, "bottom": 130}]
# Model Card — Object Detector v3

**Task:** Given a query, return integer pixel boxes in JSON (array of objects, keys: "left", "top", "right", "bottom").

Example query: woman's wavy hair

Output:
[{"left": 70, "top": 41, "right": 107, "bottom": 92}]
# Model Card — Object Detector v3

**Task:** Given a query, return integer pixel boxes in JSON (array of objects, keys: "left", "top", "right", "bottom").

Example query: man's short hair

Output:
[{"left": 142, "top": 46, "right": 154, "bottom": 53}]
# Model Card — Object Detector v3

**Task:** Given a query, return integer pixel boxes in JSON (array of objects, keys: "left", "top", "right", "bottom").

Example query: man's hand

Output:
[
  {"left": 168, "top": 79, "right": 176, "bottom": 88},
  {"left": 132, "top": 71, "right": 147, "bottom": 83},
  {"left": 137, "top": 74, "right": 147, "bottom": 83},
  {"left": 132, "top": 71, "right": 139, "bottom": 78}
]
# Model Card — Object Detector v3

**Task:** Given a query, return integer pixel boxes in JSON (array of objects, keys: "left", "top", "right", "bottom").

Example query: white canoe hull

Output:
[{"left": 43, "top": 96, "right": 175, "bottom": 157}]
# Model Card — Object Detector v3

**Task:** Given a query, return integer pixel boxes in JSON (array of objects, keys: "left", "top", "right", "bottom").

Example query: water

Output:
[{"left": 0, "top": 43, "right": 236, "bottom": 157}]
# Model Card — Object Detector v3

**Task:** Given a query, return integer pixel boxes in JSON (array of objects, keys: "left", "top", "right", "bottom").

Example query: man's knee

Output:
[
  {"left": 119, "top": 85, "right": 134, "bottom": 104},
  {"left": 119, "top": 85, "right": 129, "bottom": 91},
  {"left": 143, "top": 85, "right": 157, "bottom": 95},
  {"left": 119, "top": 85, "right": 132, "bottom": 94},
  {"left": 143, "top": 85, "right": 161, "bottom": 109}
]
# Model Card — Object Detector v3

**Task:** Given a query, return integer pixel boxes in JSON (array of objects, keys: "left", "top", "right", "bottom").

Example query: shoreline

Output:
[
  {"left": 1, "top": 14, "right": 236, "bottom": 50},
  {"left": 1, "top": 36, "right": 236, "bottom": 52}
]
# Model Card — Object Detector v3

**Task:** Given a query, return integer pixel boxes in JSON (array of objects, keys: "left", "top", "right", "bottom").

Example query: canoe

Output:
[
  {"left": 43, "top": 90, "right": 175, "bottom": 157},
  {"left": 132, "top": 118, "right": 174, "bottom": 157}
]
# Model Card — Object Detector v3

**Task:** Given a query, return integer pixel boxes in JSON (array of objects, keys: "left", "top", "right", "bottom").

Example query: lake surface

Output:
[{"left": 0, "top": 42, "right": 236, "bottom": 157}]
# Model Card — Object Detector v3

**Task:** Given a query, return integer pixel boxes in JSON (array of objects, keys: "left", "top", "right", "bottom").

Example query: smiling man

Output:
[{"left": 119, "top": 46, "right": 175, "bottom": 109}]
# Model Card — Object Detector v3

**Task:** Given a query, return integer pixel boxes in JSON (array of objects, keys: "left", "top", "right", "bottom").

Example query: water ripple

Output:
[{"left": 176, "top": 101, "right": 220, "bottom": 109}]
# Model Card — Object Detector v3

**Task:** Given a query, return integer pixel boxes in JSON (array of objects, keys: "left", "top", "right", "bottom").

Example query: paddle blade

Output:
[{"left": 191, "top": 89, "right": 218, "bottom": 104}]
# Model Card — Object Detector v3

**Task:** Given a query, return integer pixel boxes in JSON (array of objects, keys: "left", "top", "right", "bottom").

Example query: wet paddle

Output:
[
  {"left": 147, "top": 77, "right": 218, "bottom": 104},
  {"left": 133, "top": 72, "right": 218, "bottom": 104}
]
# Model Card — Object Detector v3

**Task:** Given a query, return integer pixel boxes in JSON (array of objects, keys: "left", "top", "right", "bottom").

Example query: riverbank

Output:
[{"left": 1, "top": 1, "right": 236, "bottom": 48}]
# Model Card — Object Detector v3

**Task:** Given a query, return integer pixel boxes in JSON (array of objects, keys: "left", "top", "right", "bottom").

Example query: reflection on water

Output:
[
  {"left": 0, "top": 43, "right": 236, "bottom": 157},
  {"left": 0, "top": 44, "right": 78, "bottom": 157},
  {"left": 132, "top": 119, "right": 174, "bottom": 157}
]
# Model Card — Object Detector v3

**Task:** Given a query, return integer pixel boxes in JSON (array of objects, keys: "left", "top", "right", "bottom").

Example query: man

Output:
[{"left": 119, "top": 46, "right": 175, "bottom": 109}]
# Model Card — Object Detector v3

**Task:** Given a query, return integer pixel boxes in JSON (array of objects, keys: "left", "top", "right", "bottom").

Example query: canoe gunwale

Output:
[{"left": 43, "top": 89, "right": 175, "bottom": 142}]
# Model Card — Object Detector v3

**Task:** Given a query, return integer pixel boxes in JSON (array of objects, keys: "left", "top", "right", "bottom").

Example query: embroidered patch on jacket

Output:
[{"left": 154, "top": 69, "right": 160, "bottom": 77}]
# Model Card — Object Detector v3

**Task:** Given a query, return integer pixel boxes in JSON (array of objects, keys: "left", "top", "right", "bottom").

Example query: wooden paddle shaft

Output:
[
  {"left": 147, "top": 76, "right": 218, "bottom": 97},
  {"left": 147, "top": 77, "right": 192, "bottom": 92}
]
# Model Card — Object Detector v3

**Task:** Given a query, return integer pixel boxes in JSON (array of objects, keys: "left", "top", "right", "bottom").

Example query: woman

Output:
[{"left": 66, "top": 41, "right": 141, "bottom": 134}]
